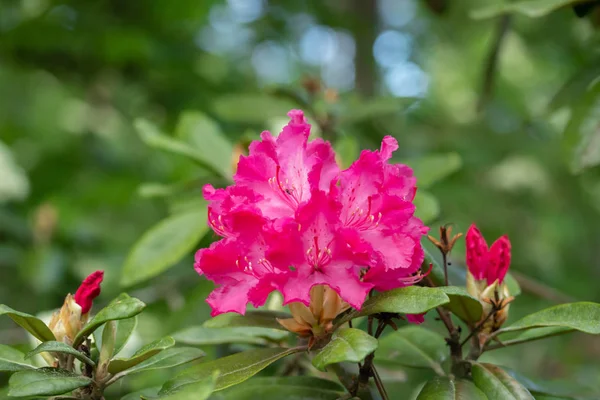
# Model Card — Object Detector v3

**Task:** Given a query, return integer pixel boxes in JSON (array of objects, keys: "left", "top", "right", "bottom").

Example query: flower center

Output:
[
  {"left": 208, "top": 210, "right": 231, "bottom": 237},
  {"left": 306, "top": 236, "right": 333, "bottom": 272},
  {"left": 343, "top": 196, "right": 382, "bottom": 231},
  {"left": 268, "top": 165, "right": 303, "bottom": 208},
  {"left": 236, "top": 256, "right": 274, "bottom": 277}
]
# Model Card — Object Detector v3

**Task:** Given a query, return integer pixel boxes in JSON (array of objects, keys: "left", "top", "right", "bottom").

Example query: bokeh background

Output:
[{"left": 1, "top": 0, "right": 600, "bottom": 397}]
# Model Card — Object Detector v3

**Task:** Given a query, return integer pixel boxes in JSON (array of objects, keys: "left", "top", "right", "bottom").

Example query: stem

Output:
[
  {"left": 442, "top": 252, "right": 449, "bottom": 286},
  {"left": 460, "top": 307, "right": 497, "bottom": 347},
  {"left": 484, "top": 329, "right": 571, "bottom": 351},
  {"left": 371, "top": 364, "right": 389, "bottom": 400},
  {"left": 351, "top": 319, "right": 389, "bottom": 397}
]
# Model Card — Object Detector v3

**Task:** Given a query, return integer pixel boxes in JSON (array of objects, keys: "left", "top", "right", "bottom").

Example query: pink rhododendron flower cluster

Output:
[{"left": 195, "top": 110, "right": 428, "bottom": 316}]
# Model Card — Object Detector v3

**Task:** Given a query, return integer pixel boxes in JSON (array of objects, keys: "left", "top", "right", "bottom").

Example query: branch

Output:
[{"left": 477, "top": 14, "right": 512, "bottom": 112}]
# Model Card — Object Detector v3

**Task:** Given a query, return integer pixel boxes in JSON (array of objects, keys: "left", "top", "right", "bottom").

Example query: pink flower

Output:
[
  {"left": 337, "top": 136, "right": 427, "bottom": 290},
  {"left": 195, "top": 110, "right": 428, "bottom": 318},
  {"left": 465, "top": 224, "right": 511, "bottom": 285},
  {"left": 74, "top": 270, "right": 104, "bottom": 314},
  {"left": 270, "top": 190, "right": 373, "bottom": 309},
  {"left": 233, "top": 110, "right": 339, "bottom": 220},
  {"left": 194, "top": 211, "right": 287, "bottom": 316}
]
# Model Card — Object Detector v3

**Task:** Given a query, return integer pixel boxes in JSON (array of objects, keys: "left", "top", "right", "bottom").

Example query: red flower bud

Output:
[{"left": 74, "top": 271, "right": 104, "bottom": 314}]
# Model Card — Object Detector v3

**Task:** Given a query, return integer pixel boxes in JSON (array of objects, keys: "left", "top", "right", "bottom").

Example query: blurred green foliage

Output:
[{"left": 1, "top": 0, "right": 600, "bottom": 397}]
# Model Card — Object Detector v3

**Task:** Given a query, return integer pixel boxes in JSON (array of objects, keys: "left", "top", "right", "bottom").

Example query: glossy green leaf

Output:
[
  {"left": 8, "top": 367, "right": 92, "bottom": 397},
  {"left": 417, "top": 377, "right": 487, "bottom": 399},
  {"left": 376, "top": 326, "right": 446, "bottom": 375},
  {"left": 312, "top": 328, "right": 378, "bottom": 371},
  {"left": 214, "top": 380, "right": 344, "bottom": 400},
  {"left": 108, "top": 336, "right": 176, "bottom": 374},
  {"left": 26, "top": 341, "right": 95, "bottom": 367},
  {"left": 472, "top": 363, "right": 534, "bottom": 399},
  {"left": 120, "top": 209, "right": 208, "bottom": 287},
  {"left": 439, "top": 286, "right": 483, "bottom": 323},
  {"left": 204, "top": 310, "right": 292, "bottom": 330},
  {"left": 172, "top": 326, "right": 288, "bottom": 346},
  {"left": 471, "top": 0, "right": 578, "bottom": 20},
  {"left": 562, "top": 79, "right": 600, "bottom": 173},
  {"left": 405, "top": 152, "right": 462, "bottom": 188},
  {"left": 73, "top": 293, "right": 146, "bottom": 347},
  {"left": 175, "top": 111, "right": 233, "bottom": 178},
  {"left": 160, "top": 346, "right": 304, "bottom": 394},
  {"left": 0, "top": 305, "right": 55, "bottom": 342},
  {"left": 110, "top": 347, "right": 205, "bottom": 384},
  {"left": 0, "top": 344, "right": 34, "bottom": 372},
  {"left": 135, "top": 119, "right": 225, "bottom": 176},
  {"left": 499, "top": 302, "right": 600, "bottom": 335},
  {"left": 335, "top": 286, "right": 450, "bottom": 326},
  {"left": 154, "top": 371, "right": 218, "bottom": 400},
  {"left": 414, "top": 190, "right": 440, "bottom": 224},
  {"left": 95, "top": 316, "right": 137, "bottom": 357},
  {"left": 492, "top": 326, "right": 572, "bottom": 349}
]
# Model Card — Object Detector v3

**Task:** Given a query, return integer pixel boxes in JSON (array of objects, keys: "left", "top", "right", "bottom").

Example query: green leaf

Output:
[
  {"left": 8, "top": 367, "right": 92, "bottom": 397},
  {"left": 0, "top": 305, "right": 55, "bottom": 342},
  {"left": 172, "top": 326, "right": 288, "bottom": 346},
  {"left": 154, "top": 371, "right": 218, "bottom": 400},
  {"left": 499, "top": 302, "right": 600, "bottom": 335},
  {"left": 491, "top": 326, "right": 572, "bottom": 349},
  {"left": 120, "top": 387, "right": 161, "bottom": 400},
  {"left": 312, "top": 328, "right": 378, "bottom": 371},
  {"left": 335, "top": 286, "right": 450, "bottom": 326},
  {"left": 562, "top": 79, "right": 600, "bottom": 173},
  {"left": 340, "top": 96, "right": 414, "bottom": 125},
  {"left": 471, "top": 363, "right": 534, "bottom": 399},
  {"left": 417, "top": 377, "right": 487, "bottom": 399},
  {"left": 404, "top": 152, "right": 462, "bottom": 188},
  {"left": 204, "top": 311, "right": 292, "bottom": 330},
  {"left": 110, "top": 347, "right": 205, "bottom": 384},
  {"left": 212, "top": 93, "right": 296, "bottom": 124},
  {"left": 548, "top": 62, "right": 600, "bottom": 113},
  {"left": 160, "top": 346, "right": 304, "bottom": 394},
  {"left": 439, "top": 286, "right": 483, "bottom": 323},
  {"left": 505, "top": 367, "right": 597, "bottom": 399},
  {"left": 471, "top": 0, "right": 578, "bottom": 20},
  {"left": 108, "top": 336, "right": 175, "bottom": 374},
  {"left": 376, "top": 326, "right": 446, "bottom": 375},
  {"left": 26, "top": 341, "right": 95, "bottom": 367},
  {"left": 100, "top": 316, "right": 137, "bottom": 357},
  {"left": 175, "top": 111, "right": 233, "bottom": 178},
  {"left": 73, "top": 293, "right": 146, "bottom": 347},
  {"left": 414, "top": 190, "right": 440, "bottom": 224},
  {"left": 120, "top": 209, "right": 208, "bottom": 287},
  {"left": 504, "top": 273, "right": 522, "bottom": 297},
  {"left": 135, "top": 119, "right": 226, "bottom": 176},
  {"left": 214, "top": 377, "right": 345, "bottom": 400},
  {"left": 334, "top": 135, "right": 360, "bottom": 169},
  {"left": 0, "top": 344, "right": 34, "bottom": 372}
]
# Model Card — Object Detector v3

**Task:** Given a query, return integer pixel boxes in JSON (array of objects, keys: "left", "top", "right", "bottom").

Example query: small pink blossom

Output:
[{"left": 465, "top": 224, "right": 511, "bottom": 285}]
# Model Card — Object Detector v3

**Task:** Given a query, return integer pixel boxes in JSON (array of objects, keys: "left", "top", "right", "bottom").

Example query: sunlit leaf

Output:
[
  {"left": 203, "top": 311, "right": 292, "bottom": 331},
  {"left": 416, "top": 377, "right": 487, "bottom": 399},
  {"left": 471, "top": 0, "right": 579, "bottom": 20},
  {"left": 172, "top": 326, "right": 288, "bottom": 346},
  {"left": 175, "top": 111, "right": 233, "bottom": 179},
  {"left": 404, "top": 152, "right": 462, "bottom": 188},
  {"left": 120, "top": 209, "right": 208, "bottom": 287},
  {"left": 74, "top": 293, "right": 146, "bottom": 347},
  {"left": 471, "top": 363, "right": 535, "bottom": 399},
  {"left": 108, "top": 336, "right": 175, "bottom": 374},
  {"left": 160, "top": 347, "right": 304, "bottom": 394},
  {"left": 109, "top": 347, "right": 205, "bottom": 383},
  {"left": 312, "top": 328, "right": 378, "bottom": 371},
  {"left": 26, "top": 341, "right": 95, "bottom": 367},
  {"left": 562, "top": 80, "right": 600, "bottom": 173},
  {"left": 376, "top": 326, "right": 446, "bottom": 375},
  {"left": 0, "top": 344, "right": 34, "bottom": 372},
  {"left": 8, "top": 367, "right": 92, "bottom": 397},
  {"left": 335, "top": 286, "right": 450, "bottom": 326},
  {"left": 0, "top": 305, "right": 55, "bottom": 342}
]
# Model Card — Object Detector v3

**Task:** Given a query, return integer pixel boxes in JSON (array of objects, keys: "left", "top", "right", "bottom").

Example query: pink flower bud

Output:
[{"left": 74, "top": 271, "right": 104, "bottom": 314}]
